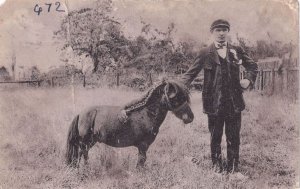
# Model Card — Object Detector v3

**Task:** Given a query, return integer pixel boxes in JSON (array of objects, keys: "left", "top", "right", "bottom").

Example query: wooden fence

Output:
[
  {"left": 0, "top": 80, "right": 42, "bottom": 86},
  {"left": 0, "top": 58, "right": 298, "bottom": 98},
  {"left": 240, "top": 58, "right": 299, "bottom": 99}
]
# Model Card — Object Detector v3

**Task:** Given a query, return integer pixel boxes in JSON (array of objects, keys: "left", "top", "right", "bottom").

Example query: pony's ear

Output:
[
  {"left": 159, "top": 76, "right": 168, "bottom": 83},
  {"left": 165, "top": 83, "right": 177, "bottom": 98}
]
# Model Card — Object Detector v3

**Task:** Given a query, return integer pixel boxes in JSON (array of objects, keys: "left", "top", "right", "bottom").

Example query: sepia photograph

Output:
[{"left": 0, "top": 0, "right": 299, "bottom": 188}]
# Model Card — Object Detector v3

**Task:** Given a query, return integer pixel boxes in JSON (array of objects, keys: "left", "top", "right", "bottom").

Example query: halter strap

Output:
[
  {"left": 171, "top": 101, "right": 189, "bottom": 113},
  {"left": 163, "top": 85, "right": 188, "bottom": 112}
]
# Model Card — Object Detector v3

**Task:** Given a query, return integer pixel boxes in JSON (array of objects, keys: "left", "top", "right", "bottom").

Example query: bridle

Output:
[{"left": 163, "top": 84, "right": 189, "bottom": 113}]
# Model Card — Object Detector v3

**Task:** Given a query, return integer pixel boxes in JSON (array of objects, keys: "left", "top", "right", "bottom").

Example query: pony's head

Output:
[{"left": 162, "top": 80, "right": 194, "bottom": 124}]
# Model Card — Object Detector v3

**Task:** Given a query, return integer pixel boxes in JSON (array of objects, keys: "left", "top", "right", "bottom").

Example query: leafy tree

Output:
[
  {"left": 172, "top": 39, "right": 200, "bottom": 72},
  {"left": 0, "top": 66, "right": 11, "bottom": 81},
  {"left": 54, "top": 0, "right": 129, "bottom": 72},
  {"left": 236, "top": 32, "right": 295, "bottom": 61},
  {"left": 124, "top": 21, "right": 177, "bottom": 74}
]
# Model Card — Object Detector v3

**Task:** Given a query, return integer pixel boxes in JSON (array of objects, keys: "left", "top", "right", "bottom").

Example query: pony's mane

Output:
[
  {"left": 123, "top": 80, "right": 165, "bottom": 113},
  {"left": 123, "top": 79, "right": 190, "bottom": 113}
]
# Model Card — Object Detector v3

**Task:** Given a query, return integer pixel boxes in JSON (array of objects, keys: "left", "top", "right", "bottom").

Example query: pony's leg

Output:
[
  {"left": 80, "top": 140, "right": 96, "bottom": 165},
  {"left": 79, "top": 144, "right": 88, "bottom": 165},
  {"left": 78, "top": 143, "right": 91, "bottom": 177},
  {"left": 77, "top": 142, "right": 85, "bottom": 168},
  {"left": 83, "top": 148, "right": 89, "bottom": 165},
  {"left": 79, "top": 144, "right": 89, "bottom": 166},
  {"left": 83, "top": 144, "right": 93, "bottom": 165},
  {"left": 136, "top": 143, "right": 149, "bottom": 168}
]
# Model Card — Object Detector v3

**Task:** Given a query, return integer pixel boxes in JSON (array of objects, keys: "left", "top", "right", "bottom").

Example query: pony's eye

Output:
[{"left": 172, "top": 102, "right": 179, "bottom": 106}]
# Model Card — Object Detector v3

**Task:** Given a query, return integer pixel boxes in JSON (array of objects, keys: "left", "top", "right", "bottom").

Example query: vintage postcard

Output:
[{"left": 0, "top": 0, "right": 299, "bottom": 188}]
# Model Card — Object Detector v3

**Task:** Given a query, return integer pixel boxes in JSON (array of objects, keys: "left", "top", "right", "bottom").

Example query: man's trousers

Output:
[{"left": 207, "top": 110, "right": 241, "bottom": 172}]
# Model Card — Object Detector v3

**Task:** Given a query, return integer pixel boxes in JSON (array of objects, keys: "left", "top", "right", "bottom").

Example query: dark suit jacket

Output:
[{"left": 181, "top": 43, "right": 258, "bottom": 115}]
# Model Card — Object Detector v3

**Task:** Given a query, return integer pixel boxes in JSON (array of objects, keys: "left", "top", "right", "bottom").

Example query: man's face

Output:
[{"left": 211, "top": 27, "right": 229, "bottom": 43}]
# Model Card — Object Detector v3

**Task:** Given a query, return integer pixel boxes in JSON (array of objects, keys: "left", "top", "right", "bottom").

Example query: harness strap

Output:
[
  {"left": 171, "top": 101, "right": 189, "bottom": 113},
  {"left": 163, "top": 86, "right": 188, "bottom": 112}
]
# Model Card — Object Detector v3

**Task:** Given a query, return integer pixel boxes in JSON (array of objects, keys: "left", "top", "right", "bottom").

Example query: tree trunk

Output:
[
  {"left": 93, "top": 57, "right": 99, "bottom": 72},
  {"left": 83, "top": 74, "right": 86, "bottom": 87}
]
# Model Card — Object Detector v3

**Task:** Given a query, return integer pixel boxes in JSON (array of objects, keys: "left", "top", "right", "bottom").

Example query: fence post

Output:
[
  {"left": 271, "top": 69, "right": 275, "bottom": 95},
  {"left": 259, "top": 70, "right": 263, "bottom": 91},
  {"left": 258, "top": 71, "right": 261, "bottom": 90},
  {"left": 286, "top": 69, "right": 289, "bottom": 91},
  {"left": 83, "top": 75, "right": 86, "bottom": 87},
  {"left": 283, "top": 68, "right": 288, "bottom": 91},
  {"left": 116, "top": 73, "right": 120, "bottom": 87},
  {"left": 255, "top": 73, "right": 259, "bottom": 90},
  {"left": 51, "top": 77, "right": 54, "bottom": 87}
]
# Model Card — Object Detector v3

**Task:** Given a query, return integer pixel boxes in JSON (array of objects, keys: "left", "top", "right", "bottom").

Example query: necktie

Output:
[{"left": 216, "top": 43, "right": 226, "bottom": 49}]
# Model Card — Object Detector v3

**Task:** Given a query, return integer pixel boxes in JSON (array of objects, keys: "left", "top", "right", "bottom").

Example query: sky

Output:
[{"left": 0, "top": 0, "right": 298, "bottom": 75}]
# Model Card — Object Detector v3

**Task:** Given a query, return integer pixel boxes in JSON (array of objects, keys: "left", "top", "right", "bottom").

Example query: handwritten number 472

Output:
[{"left": 34, "top": 2, "right": 65, "bottom": 16}]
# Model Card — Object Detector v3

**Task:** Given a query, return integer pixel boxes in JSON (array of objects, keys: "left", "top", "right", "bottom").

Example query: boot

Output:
[
  {"left": 227, "top": 158, "right": 239, "bottom": 173},
  {"left": 212, "top": 153, "right": 223, "bottom": 173},
  {"left": 227, "top": 147, "right": 239, "bottom": 173}
]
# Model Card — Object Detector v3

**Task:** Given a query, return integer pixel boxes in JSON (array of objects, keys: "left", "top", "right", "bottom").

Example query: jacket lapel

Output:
[
  {"left": 208, "top": 43, "right": 220, "bottom": 65},
  {"left": 226, "top": 43, "right": 233, "bottom": 63}
]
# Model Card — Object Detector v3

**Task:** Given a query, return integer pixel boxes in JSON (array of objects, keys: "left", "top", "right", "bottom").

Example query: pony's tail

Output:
[{"left": 65, "top": 115, "right": 80, "bottom": 167}]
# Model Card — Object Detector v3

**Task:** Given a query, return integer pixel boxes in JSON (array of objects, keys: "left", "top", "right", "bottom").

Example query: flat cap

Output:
[{"left": 210, "top": 19, "right": 230, "bottom": 31}]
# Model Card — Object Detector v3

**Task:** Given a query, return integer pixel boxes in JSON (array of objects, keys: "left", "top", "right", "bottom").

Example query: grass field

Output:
[{"left": 0, "top": 86, "right": 299, "bottom": 189}]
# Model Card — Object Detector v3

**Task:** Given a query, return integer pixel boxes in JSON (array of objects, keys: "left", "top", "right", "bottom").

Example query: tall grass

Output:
[{"left": 0, "top": 87, "right": 298, "bottom": 189}]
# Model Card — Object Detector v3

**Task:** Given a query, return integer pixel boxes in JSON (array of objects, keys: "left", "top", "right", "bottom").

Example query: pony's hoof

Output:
[{"left": 136, "top": 164, "right": 147, "bottom": 172}]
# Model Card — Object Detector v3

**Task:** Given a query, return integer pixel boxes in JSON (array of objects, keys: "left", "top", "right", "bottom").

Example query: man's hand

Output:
[
  {"left": 118, "top": 110, "right": 128, "bottom": 123},
  {"left": 240, "top": 79, "right": 250, "bottom": 89}
]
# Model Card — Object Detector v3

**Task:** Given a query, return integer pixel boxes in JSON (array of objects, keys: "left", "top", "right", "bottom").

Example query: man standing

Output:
[{"left": 181, "top": 19, "right": 258, "bottom": 173}]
